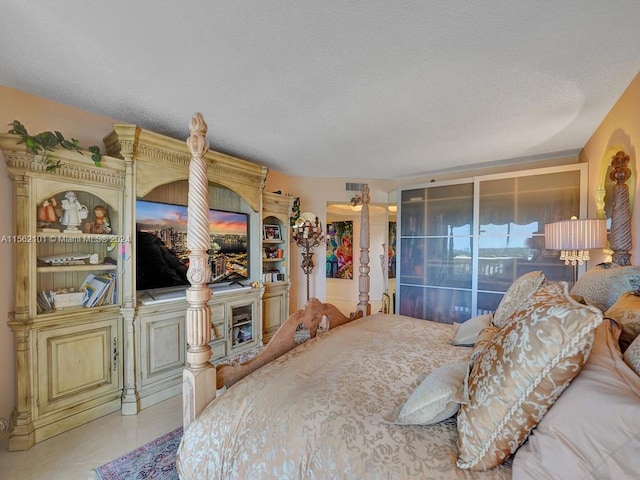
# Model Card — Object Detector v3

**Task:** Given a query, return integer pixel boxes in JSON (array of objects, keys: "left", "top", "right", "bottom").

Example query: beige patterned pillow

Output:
[
  {"left": 456, "top": 281, "right": 603, "bottom": 471},
  {"left": 570, "top": 265, "right": 640, "bottom": 312},
  {"left": 604, "top": 291, "right": 640, "bottom": 351},
  {"left": 452, "top": 313, "right": 493, "bottom": 346},
  {"left": 492, "top": 271, "right": 545, "bottom": 327},
  {"left": 390, "top": 361, "right": 469, "bottom": 425},
  {"left": 624, "top": 334, "right": 640, "bottom": 376}
]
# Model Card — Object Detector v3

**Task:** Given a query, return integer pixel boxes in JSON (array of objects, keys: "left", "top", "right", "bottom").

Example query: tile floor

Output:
[{"left": 0, "top": 395, "right": 182, "bottom": 480}]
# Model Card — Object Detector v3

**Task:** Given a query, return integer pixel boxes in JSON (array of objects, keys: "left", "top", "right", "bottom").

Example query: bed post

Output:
[
  {"left": 356, "top": 184, "right": 371, "bottom": 316},
  {"left": 183, "top": 113, "right": 217, "bottom": 429},
  {"left": 609, "top": 151, "right": 632, "bottom": 266}
]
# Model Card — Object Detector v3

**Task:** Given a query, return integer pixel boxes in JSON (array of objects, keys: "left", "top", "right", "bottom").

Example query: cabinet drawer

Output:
[
  {"left": 210, "top": 302, "right": 225, "bottom": 322},
  {"left": 211, "top": 320, "right": 226, "bottom": 342},
  {"left": 210, "top": 339, "right": 227, "bottom": 361}
]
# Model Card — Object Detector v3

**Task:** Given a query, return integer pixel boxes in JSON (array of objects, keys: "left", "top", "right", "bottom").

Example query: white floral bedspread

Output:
[{"left": 176, "top": 313, "right": 511, "bottom": 479}]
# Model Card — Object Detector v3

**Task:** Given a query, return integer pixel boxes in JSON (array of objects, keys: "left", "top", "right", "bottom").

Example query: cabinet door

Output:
[
  {"left": 139, "top": 310, "right": 185, "bottom": 388},
  {"left": 36, "top": 316, "right": 122, "bottom": 416},
  {"left": 398, "top": 165, "right": 584, "bottom": 322},
  {"left": 262, "top": 284, "right": 288, "bottom": 342},
  {"left": 399, "top": 182, "right": 474, "bottom": 322},
  {"left": 227, "top": 298, "right": 258, "bottom": 352},
  {"left": 477, "top": 170, "right": 579, "bottom": 311}
]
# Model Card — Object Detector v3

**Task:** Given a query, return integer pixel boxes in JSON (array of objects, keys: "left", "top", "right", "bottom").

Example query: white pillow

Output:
[
  {"left": 452, "top": 313, "right": 493, "bottom": 346},
  {"left": 390, "top": 361, "right": 469, "bottom": 425}
]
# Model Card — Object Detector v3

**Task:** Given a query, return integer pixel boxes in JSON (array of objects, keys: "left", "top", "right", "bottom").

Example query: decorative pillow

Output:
[
  {"left": 570, "top": 264, "right": 640, "bottom": 312},
  {"left": 624, "top": 333, "right": 640, "bottom": 377},
  {"left": 456, "top": 281, "right": 603, "bottom": 471},
  {"left": 470, "top": 325, "right": 499, "bottom": 365},
  {"left": 317, "top": 314, "right": 330, "bottom": 335},
  {"left": 492, "top": 271, "right": 545, "bottom": 328},
  {"left": 389, "top": 361, "right": 469, "bottom": 425},
  {"left": 604, "top": 291, "right": 640, "bottom": 351},
  {"left": 513, "top": 320, "right": 640, "bottom": 479},
  {"left": 451, "top": 313, "right": 493, "bottom": 346}
]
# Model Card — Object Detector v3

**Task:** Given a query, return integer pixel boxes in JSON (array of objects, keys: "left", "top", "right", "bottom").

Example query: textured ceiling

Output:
[{"left": 1, "top": 1, "right": 639, "bottom": 179}]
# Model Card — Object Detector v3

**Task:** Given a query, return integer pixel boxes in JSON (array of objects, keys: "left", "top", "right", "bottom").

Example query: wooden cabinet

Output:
[
  {"left": 398, "top": 164, "right": 587, "bottom": 323},
  {"left": 262, "top": 193, "right": 294, "bottom": 343},
  {"left": 1, "top": 134, "right": 126, "bottom": 450}
]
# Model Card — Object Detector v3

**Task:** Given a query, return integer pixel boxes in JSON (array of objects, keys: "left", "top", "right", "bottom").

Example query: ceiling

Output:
[{"left": 2, "top": 2, "right": 639, "bottom": 180}]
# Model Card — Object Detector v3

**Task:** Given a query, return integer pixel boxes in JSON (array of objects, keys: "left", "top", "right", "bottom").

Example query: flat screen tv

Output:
[{"left": 135, "top": 199, "right": 249, "bottom": 291}]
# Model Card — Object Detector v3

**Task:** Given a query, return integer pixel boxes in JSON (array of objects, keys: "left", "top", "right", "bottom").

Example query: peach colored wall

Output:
[
  {"left": 0, "top": 86, "right": 118, "bottom": 425},
  {"left": 581, "top": 72, "right": 640, "bottom": 265}
]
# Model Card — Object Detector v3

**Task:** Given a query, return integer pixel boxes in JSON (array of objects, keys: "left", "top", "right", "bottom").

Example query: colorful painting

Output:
[
  {"left": 326, "top": 221, "right": 353, "bottom": 279},
  {"left": 388, "top": 221, "right": 397, "bottom": 278}
]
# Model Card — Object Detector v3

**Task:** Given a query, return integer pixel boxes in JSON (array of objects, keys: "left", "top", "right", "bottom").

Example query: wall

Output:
[
  {"left": 0, "top": 86, "right": 118, "bottom": 425},
  {"left": 581, "top": 72, "right": 640, "bottom": 264}
]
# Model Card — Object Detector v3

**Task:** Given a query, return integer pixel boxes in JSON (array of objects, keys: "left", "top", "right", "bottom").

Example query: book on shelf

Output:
[{"left": 80, "top": 272, "right": 117, "bottom": 307}]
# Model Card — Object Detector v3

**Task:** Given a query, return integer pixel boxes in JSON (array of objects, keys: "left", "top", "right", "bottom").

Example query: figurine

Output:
[
  {"left": 37, "top": 197, "right": 62, "bottom": 230},
  {"left": 60, "top": 191, "right": 89, "bottom": 232},
  {"left": 84, "top": 205, "right": 112, "bottom": 234}
]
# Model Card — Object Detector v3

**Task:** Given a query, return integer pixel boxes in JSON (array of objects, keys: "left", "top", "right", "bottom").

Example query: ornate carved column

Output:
[
  {"left": 183, "top": 113, "right": 216, "bottom": 429},
  {"left": 609, "top": 151, "right": 632, "bottom": 266},
  {"left": 110, "top": 125, "right": 142, "bottom": 414},
  {"left": 357, "top": 185, "right": 371, "bottom": 316}
]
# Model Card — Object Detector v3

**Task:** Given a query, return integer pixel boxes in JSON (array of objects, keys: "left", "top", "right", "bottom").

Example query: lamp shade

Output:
[{"left": 544, "top": 218, "right": 607, "bottom": 251}]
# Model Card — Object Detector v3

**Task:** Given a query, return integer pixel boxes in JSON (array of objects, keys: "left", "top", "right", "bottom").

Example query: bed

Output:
[{"left": 176, "top": 114, "right": 640, "bottom": 479}]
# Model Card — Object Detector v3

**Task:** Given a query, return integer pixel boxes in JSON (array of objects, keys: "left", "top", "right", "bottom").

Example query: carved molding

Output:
[
  {"left": 263, "top": 192, "right": 295, "bottom": 216},
  {"left": 0, "top": 135, "right": 125, "bottom": 188},
  {"left": 105, "top": 124, "right": 267, "bottom": 212}
]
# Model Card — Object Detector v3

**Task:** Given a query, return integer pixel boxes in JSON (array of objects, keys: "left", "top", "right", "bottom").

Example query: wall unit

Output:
[
  {"left": 397, "top": 164, "right": 587, "bottom": 323},
  {"left": 261, "top": 192, "right": 294, "bottom": 343},
  {"left": 104, "top": 125, "right": 267, "bottom": 414},
  {"left": 1, "top": 135, "right": 126, "bottom": 450}
]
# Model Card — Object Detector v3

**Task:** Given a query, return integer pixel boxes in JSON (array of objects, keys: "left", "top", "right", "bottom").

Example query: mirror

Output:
[{"left": 325, "top": 200, "right": 395, "bottom": 313}]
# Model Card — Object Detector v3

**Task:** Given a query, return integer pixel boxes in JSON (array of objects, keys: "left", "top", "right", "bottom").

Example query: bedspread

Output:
[{"left": 176, "top": 313, "right": 512, "bottom": 479}]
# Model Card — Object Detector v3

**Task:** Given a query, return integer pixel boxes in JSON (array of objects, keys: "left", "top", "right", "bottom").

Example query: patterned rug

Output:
[{"left": 93, "top": 427, "right": 182, "bottom": 480}]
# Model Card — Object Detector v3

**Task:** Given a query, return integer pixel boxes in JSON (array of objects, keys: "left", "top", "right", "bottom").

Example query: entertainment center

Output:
[
  {"left": 103, "top": 124, "right": 268, "bottom": 415},
  {"left": 2, "top": 123, "right": 276, "bottom": 449}
]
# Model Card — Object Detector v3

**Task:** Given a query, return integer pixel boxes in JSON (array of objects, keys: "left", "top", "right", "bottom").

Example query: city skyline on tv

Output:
[{"left": 135, "top": 199, "right": 249, "bottom": 287}]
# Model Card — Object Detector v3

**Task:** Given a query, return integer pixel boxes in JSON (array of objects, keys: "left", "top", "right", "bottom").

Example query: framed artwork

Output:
[
  {"left": 326, "top": 221, "right": 353, "bottom": 279},
  {"left": 263, "top": 224, "right": 281, "bottom": 241},
  {"left": 388, "top": 221, "right": 397, "bottom": 278}
]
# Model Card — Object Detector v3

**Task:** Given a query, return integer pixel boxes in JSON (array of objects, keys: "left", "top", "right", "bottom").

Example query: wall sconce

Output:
[
  {"left": 350, "top": 194, "right": 363, "bottom": 212},
  {"left": 544, "top": 217, "right": 607, "bottom": 284},
  {"left": 292, "top": 213, "right": 325, "bottom": 301}
]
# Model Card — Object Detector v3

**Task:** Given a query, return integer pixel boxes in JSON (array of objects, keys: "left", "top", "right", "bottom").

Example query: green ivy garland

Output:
[{"left": 7, "top": 120, "right": 102, "bottom": 171}]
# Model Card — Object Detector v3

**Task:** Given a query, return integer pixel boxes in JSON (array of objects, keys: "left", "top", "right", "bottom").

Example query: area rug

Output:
[{"left": 93, "top": 426, "right": 182, "bottom": 480}]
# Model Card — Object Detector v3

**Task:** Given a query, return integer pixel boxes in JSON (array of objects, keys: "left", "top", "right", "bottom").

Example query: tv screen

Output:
[{"left": 135, "top": 199, "right": 249, "bottom": 291}]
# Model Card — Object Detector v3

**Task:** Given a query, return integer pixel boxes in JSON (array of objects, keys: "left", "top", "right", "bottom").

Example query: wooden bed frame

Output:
[
  {"left": 181, "top": 113, "right": 633, "bottom": 429},
  {"left": 182, "top": 113, "right": 372, "bottom": 428}
]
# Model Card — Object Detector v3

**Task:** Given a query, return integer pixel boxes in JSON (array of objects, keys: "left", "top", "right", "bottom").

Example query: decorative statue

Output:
[
  {"left": 84, "top": 205, "right": 112, "bottom": 234},
  {"left": 60, "top": 191, "right": 89, "bottom": 232},
  {"left": 37, "top": 197, "right": 62, "bottom": 230}
]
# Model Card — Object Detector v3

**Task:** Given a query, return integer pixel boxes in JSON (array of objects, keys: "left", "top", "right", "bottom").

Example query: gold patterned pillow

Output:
[
  {"left": 604, "top": 291, "right": 640, "bottom": 351},
  {"left": 624, "top": 334, "right": 640, "bottom": 376},
  {"left": 470, "top": 325, "right": 500, "bottom": 365},
  {"left": 492, "top": 271, "right": 545, "bottom": 328},
  {"left": 456, "top": 281, "right": 603, "bottom": 471}
]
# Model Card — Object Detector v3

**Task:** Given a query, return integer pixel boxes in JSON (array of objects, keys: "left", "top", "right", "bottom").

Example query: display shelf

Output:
[
  {"left": 1, "top": 133, "right": 126, "bottom": 451},
  {"left": 36, "top": 264, "right": 117, "bottom": 273}
]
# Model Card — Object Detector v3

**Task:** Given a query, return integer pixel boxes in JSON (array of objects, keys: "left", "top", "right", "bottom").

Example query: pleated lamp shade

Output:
[{"left": 544, "top": 218, "right": 607, "bottom": 251}]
